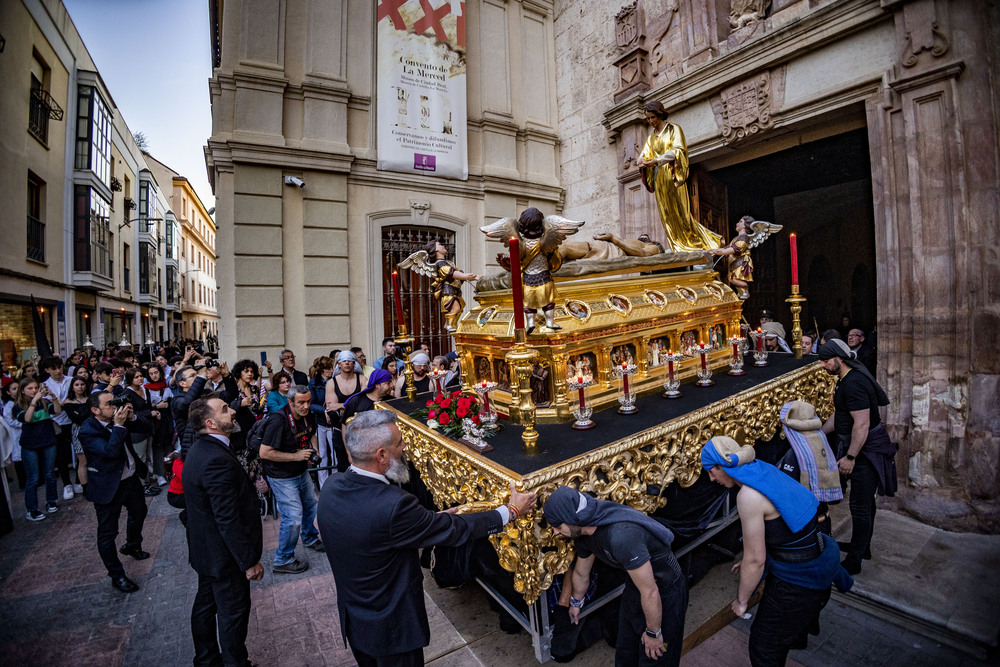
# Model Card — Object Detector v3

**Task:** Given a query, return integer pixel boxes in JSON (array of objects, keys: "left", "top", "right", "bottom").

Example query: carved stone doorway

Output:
[
  {"left": 709, "top": 128, "right": 877, "bottom": 335},
  {"left": 381, "top": 226, "right": 456, "bottom": 359}
]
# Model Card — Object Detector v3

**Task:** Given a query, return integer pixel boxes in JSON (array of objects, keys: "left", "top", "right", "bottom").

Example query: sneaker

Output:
[
  {"left": 73, "top": 483, "right": 84, "bottom": 494},
  {"left": 63, "top": 485, "right": 75, "bottom": 500},
  {"left": 26, "top": 510, "right": 46, "bottom": 522},
  {"left": 144, "top": 485, "right": 161, "bottom": 497},
  {"left": 156, "top": 476, "right": 168, "bottom": 487},
  {"left": 272, "top": 559, "right": 309, "bottom": 574},
  {"left": 305, "top": 539, "right": 326, "bottom": 553},
  {"left": 46, "top": 502, "right": 59, "bottom": 514}
]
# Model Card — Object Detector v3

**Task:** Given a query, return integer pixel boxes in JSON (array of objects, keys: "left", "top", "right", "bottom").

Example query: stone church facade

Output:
[{"left": 206, "top": 0, "right": 999, "bottom": 529}]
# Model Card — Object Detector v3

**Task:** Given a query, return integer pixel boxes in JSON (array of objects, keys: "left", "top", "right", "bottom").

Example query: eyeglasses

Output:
[{"left": 847, "top": 333, "right": 862, "bottom": 339}]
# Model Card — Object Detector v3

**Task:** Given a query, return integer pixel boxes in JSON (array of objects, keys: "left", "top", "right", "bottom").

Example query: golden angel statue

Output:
[
  {"left": 398, "top": 239, "right": 481, "bottom": 333},
  {"left": 637, "top": 101, "right": 722, "bottom": 252},
  {"left": 707, "top": 215, "right": 783, "bottom": 300},
  {"left": 480, "top": 208, "right": 585, "bottom": 334}
]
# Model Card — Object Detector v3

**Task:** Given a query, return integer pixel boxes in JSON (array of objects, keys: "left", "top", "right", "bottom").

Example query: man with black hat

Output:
[
  {"left": 544, "top": 486, "right": 688, "bottom": 666},
  {"left": 818, "top": 339, "right": 898, "bottom": 575}
]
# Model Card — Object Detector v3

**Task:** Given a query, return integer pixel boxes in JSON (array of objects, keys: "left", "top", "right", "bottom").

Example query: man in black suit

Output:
[
  {"left": 78, "top": 391, "right": 153, "bottom": 593},
  {"left": 317, "top": 410, "right": 536, "bottom": 667},
  {"left": 279, "top": 349, "right": 308, "bottom": 387},
  {"left": 184, "top": 397, "right": 264, "bottom": 667}
]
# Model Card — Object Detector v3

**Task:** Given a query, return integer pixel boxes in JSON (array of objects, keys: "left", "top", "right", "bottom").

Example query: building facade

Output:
[
  {"left": 147, "top": 156, "right": 219, "bottom": 341},
  {"left": 0, "top": 0, "right": 206, "bottom": 363},
  {"left": 206, "top": 0, "right": 1000, "bottom": 529}
]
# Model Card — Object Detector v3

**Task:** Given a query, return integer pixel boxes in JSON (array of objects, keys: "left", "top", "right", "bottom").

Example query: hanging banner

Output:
[{"left": 376, "top": 0, "right": 467, "bottom": 180}]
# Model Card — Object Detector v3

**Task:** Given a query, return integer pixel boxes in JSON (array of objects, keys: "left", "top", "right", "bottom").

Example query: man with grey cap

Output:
[
  {"left": 818, "top": 338, "right": 897, "bottom": 575},
  {"left": 544, "top": 486, "right": 687, "bottom": 666},
  {"left": 395, "top": 352, "right": 432, "bottom": 396}
]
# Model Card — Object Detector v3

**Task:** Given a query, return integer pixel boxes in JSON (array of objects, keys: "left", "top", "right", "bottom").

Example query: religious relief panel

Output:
[
  {"left": 715, "top": 72, "right": 773, "bottom": 145},
  {"left": 615, "top": 1, "right": 645, "bottom": 51},
  {"left": 729, "top": 0, "right": 772, "bottom": 31}
]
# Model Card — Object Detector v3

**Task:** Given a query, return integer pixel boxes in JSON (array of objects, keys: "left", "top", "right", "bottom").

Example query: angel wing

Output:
[
  {"left": 479, "top": 217, "right": 519, "bottom": 247},
  {"left": 397, "top": 250, "right": 437, "bottom": 278},
  {"left": 539, "top": 215, "right": 585, "bottom": 254},
  {"left": 745, "top": 220, "right": 783, "bottom": 249}
]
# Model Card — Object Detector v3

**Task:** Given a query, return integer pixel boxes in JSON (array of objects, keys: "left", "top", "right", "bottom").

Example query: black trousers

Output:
[
  {"left": 350, "top": 646, "right": 423, "bottom": 667},
  {"left": 749, "top": 577, "right": 831, "bottom": 667},
  {"left": 614, "top": 554, "right": 688, "bottom": 667},
  {"left": 54, "top": 426, "right": 75, "bottom": 486},
  {"left": 93, "top": 475, "right": 147, "bottom": 576},
  {"left": 191, "top": 570, "right": 252, "bottom": 667},
  {"left": 845, "top": 453, "right": 878, "bottom": 565}
]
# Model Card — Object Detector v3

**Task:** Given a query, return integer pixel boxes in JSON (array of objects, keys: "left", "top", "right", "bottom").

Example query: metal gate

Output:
[{"left": 381, "top": 226, "right": 457, "bottom": 358}]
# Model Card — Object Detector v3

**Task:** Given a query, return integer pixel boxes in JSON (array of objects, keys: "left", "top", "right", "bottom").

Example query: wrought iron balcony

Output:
[
  {"left": 26, "top": 215, "right": 45, "bottom": 262},
  {"left": 28, "top": 88, "right": 63, "bottom": 144}
]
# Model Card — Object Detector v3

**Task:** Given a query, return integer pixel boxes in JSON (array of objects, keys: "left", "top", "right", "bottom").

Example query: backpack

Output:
[{"left": 245, "top": 412, "right": 279, "bottom": 463}]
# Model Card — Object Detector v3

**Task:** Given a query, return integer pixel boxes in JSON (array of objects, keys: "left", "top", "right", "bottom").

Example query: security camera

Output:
[{"left": 284, "top": 176, "right": 305, "bottom": 189}]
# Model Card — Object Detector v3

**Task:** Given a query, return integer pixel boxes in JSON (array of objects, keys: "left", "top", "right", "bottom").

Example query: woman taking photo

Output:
[
  {"left": 14, "top": 378, "right": 62, "bottom": 520},
  {"left": 229, "top": 359, "right": 269, "bottom": 453},
  {"left": 124, "top": 368, "right": 158, "bottom": 496},
  {"left": 60, "top": 377, "right": 92, "bottom": 494},
  {"left": 143, "top": 364, "right": 173, "bottom": 487}
]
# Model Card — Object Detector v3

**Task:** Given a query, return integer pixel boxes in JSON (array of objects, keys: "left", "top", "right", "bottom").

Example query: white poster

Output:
[{"left": 377, "top": 0, "right": 467, "bottom": 180}]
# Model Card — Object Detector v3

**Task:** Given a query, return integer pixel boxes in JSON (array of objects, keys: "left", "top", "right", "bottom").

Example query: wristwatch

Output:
[
  {"left": 644, "top": 628, "right": 662, "bottom": 639},
  {"left": 846, "top": 454, "right": 856, "bottom": 461}
]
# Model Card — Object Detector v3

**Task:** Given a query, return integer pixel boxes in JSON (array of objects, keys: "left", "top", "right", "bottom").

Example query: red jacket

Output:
[{"left": 168, "top": 457, "right": 184, "bottom": 495}]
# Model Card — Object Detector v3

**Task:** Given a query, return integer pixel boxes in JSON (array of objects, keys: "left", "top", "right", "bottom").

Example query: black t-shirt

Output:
[
  {"left": 833, "top": 369, "right": 881, "bottom": 439},
  {"left": 261, "top": 408, "right": 317, "bottom": 479},
  {"left": 575, "top": 523, "right": 675, "bottom": 591},
  {"left": 343, "top": 393, "right": 377, "bottom": 421}
]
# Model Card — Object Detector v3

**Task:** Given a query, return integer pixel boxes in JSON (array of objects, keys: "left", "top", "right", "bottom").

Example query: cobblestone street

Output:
[{"left": 1, "top": 485, "right": 994, "bottom": 667}]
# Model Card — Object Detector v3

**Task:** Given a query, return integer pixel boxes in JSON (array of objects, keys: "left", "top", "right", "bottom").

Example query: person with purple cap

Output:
[
  {"left": 342, "top": 369, "right": 394, "bottom": 422},
  {"left": 543, "top": 485, "right": 687, "bottom": 666}
]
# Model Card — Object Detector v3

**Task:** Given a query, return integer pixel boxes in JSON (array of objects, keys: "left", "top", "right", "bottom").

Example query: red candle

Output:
[
  {"left": 577, "top": 376, "right": 585, "bottom": 408},
  {"left": 667, "top": 350, "right": 675, "bottom": 380},
  {"left": 482, "top": 391, "right": 490, "bottom": 413},
  {"left": 699, "top": 344, "right": 707, "bottom": 370},
  {"left": 790, "top": 233, "right": 799, "bottom": 286},
  {"left": 732, "top": 340, "right": 740, "bottom": 362},
  {"left": 621, "top": 364, "right": 630, "bottom": 396},
  {"left": 391, "top": 271, "right": 405, "bottom": 325},
  {"left": 508, "top": 237, "right": 525, "bottom": 330},
  {"left": 757, "top": 328, "right": 764, "bottom": 352}
]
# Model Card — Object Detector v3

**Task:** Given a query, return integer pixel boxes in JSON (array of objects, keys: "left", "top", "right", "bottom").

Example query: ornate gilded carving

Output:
[
  {"left": 719, "top": 73, "right": 772, "bottom": 145},
  {"left": 382, "top": 362, "right": 835, "bottom": 604}
]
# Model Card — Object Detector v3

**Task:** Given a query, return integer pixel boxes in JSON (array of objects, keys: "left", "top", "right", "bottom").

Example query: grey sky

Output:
[{"left": 63, "top": 0, "right": 215, "bottom": 208}]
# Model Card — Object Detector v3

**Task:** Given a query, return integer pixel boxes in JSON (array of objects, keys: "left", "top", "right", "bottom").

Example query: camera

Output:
[
  {"left": 308, "top": 449, "right": 321, "bottom": 465},
  {"left": 109, "top": 393, "right": 135, "bottom": 408},
  {"left": 284, "top": 176, "right": 305, "bottom": 189},
  {"left": 204, "top": 359, "right": 220, "bottom": 369}
]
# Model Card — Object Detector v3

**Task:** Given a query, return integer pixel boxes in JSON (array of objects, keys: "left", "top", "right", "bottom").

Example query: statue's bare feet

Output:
[{"left": 593, "top": 233, "right": 613, "bottom": 242}]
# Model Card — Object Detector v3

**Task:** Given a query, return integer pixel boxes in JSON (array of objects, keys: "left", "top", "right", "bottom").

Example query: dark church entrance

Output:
[{"left": 706, "top": 127, "right": 878, "bottom": 341}]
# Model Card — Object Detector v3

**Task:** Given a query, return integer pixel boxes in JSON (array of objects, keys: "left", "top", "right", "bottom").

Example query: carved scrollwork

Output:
[{"left": 383, "top": 362, "right": 835, "bottom": 604}]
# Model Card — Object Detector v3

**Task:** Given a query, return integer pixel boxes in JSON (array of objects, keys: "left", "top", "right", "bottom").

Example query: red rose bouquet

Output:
[{"left": 411, "top": 390, "right": 502, "bottom": 439}]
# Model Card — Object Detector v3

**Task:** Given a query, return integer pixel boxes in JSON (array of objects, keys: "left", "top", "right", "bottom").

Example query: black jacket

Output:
[
  {"left": 171, "top": 375, "right": 208, "bottom": 458},
  {"left": 317, "top": 470, "right": 503, "bottom": 656},
  {"left": 183, "top": 433, "right": 263, "bottom": 578},
  {"left": 78, "top": 416, "right": 151, "bottom": 505}
]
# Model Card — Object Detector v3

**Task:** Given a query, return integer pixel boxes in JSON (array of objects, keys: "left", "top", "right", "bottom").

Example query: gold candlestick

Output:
[
  {"left": 505, "top": 328, "right": 540, "bottom": 455},
  {"left": 785, "top": 285, "right": 807, "bottom": 360},
  {"left": 394, "top": 323, "right": 417, "bottom": 402}
]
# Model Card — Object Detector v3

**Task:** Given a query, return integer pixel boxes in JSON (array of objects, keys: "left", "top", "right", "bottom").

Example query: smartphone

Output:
[{"left": 260, "top": 351, "right": 267, "bottom": 366}]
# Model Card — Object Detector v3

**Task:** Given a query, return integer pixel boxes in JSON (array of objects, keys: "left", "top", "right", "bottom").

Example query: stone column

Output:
[{"left": 871, "top": 0, "right": 1000, "bottom": 530}]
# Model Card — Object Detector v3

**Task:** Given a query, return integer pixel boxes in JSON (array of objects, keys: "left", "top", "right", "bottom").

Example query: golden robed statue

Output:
[{"left": 638, "top": 101, "right": 722, "bottom": 252}]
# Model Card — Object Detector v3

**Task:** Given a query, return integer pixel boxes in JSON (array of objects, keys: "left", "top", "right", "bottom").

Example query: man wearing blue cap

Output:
[{"left": 543, "top": 486, "right": 688, "bottom": 666}]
